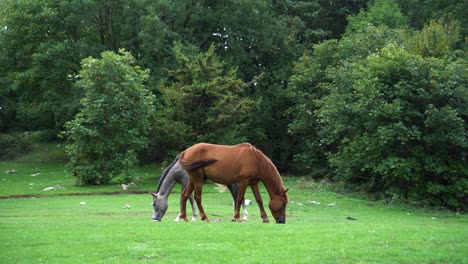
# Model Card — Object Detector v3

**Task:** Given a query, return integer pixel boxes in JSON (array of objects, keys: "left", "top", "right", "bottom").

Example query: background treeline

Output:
[{"left": 0, "top": 0, "right": 466, "bottom": 209}]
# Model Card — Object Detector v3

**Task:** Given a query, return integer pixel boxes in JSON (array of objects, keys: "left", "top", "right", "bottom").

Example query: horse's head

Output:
[
  {"left": 269, "top": 188, "right": 289, "bottom": 224},
  {"left": 151, "top": 192, "right": 168, "bottom": 221}
]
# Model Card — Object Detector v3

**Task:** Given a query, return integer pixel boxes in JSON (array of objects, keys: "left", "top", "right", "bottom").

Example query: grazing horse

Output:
[
  {"left": 178, "top": 143, "right": 289, "bottom": 224},
  {"left": 151, "top": 155, "right": 248, "bottom": 222}
]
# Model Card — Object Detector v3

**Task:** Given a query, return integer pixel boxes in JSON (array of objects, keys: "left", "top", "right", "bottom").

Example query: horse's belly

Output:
[{"left": 203, "top": 163, "right": 243, "bottom": 185}]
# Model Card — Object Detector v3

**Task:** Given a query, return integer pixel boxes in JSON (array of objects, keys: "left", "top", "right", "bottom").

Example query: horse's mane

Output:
[
  {"left": 156, "top": 155, "right": 179, "bottom": 193},
  {"left": 248, "top": 144, "right": 285, "bottom": 194}
]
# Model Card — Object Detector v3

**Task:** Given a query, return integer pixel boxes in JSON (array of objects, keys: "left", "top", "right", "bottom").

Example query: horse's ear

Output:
[{"left": 150, "top": 192, "right": 158, "bottom": 198}]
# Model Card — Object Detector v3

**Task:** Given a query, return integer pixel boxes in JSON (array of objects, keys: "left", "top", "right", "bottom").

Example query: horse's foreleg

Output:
[
  {"left": 177, "top": 193, "right": 197, "bottom": 222},
  {"left": 227, "top": 184, "right": 249, "bottom": 221},
  {"left": 188, "top": 193, "right": 198, "bottom": 221},
  {"left": 232, "top": 182, "right": 248, "bottom": 222},
  {"left": 251, "top": 183, "right": 269, "bottom": 223},
  {"left": 178, "top": 181, "right": 193, "bottom": 222},
  {"left": 226, "top": 183, "right": 249, "bottom": 221}
]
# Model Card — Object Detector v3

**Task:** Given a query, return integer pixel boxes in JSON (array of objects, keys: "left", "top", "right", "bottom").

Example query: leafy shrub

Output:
[
  {"left": 286, "top": 49, "right": 331, "bottom": 177},
  {"left": 64, "top": 50, "right": 155, "bottom": 185},
  {"left": 286, "top": 0, "right": 411, "bottom": 177},
  {"left": 288, "top": 1, "right": 467, "bottom": 210},
  {"left": 317, "top": 44, "right": 467, "bottom": 209}
]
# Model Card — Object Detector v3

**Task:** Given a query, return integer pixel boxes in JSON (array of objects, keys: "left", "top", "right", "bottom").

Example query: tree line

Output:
[{"left": 0, "top": 0, "right": 466, "bottom": 210}]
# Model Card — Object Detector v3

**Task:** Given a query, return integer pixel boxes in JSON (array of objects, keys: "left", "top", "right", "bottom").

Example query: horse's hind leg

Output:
[
  {"left": 179, "top": 181, "right": 194, "bottom": 222},
  {"left": 251, "top": 183, "right": 269, "bottom": 223},
  {"left": 179, "top": 177, "right": 198, "bottom": 222},
  {"left": 191, "top": 169, "right": 209, "bottom": 222}
]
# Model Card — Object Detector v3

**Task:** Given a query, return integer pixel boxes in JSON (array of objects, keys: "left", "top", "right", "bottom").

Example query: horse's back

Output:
[
  {"left": 183, "top": 143, "right": 252, "bottom": 160},
  {"left": 181, "top": 143, "right": 259, "bottom": 184}
]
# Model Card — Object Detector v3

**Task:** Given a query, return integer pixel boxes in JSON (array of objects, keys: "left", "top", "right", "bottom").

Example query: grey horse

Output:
[{"left": 151, "top": 155, "right": 248, "bottom": 222}]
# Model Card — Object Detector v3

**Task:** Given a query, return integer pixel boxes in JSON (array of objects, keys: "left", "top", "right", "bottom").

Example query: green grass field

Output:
[{"left": 1, "top": 144, "right": 467, "bottom": 263}]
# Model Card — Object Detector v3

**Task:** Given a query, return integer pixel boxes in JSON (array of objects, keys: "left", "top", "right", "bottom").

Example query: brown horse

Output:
[{"left": 178, "top": 143, "right": 289, "bottom": 224}]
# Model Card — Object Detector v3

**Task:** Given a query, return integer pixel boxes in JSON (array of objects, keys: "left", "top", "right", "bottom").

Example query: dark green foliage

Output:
[
  {"left": 64, "top": 50, "right": 155, "bottom": 185},
  {"left": 286, "top": 3, "right": 409, "bottom": 177},
  {"left": 286, "top": 50, "right": 331, "bottom": 177},
  {"left": 288, "top": 0, "right": 467, "bottom": 209},
  {"left": 396, "top": 0, "right": 467, "bottom": 36},
  {"left": 346, "top": 0, "right": 408, "bottom": 34},
  {"left": 1, "top": 0, "right": 466, "bottom": 209},
  {"left": 0, "top": 133, "right": 35, "bottom": 159},
  {"left": 146, "top": 44, "right": 255, "bottom": 161},
  {"left": 273, "top": 0, "right": 368, "bottom": 43},
  {"left": 408, "top": 18, "right": 462, "bottom": 58},
  {"left": 317, "top": 45, "right": 467, "bottom": 209},
  {"left": 0, "top": 0, "right": 104, "bottom": 133}
]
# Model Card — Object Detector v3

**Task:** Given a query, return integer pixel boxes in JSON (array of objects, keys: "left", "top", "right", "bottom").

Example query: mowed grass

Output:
[{"left": 0, "top": 144, "right": 467, "bottom": 263}]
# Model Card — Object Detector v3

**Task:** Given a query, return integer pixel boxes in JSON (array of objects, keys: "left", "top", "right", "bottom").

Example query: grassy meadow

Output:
[{"left": 0, "top": 144, "right": 467, "bottom": 263}]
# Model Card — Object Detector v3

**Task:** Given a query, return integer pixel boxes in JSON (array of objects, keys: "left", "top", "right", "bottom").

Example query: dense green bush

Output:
[
  {"left": 64, "top": 50, "right": 155, "bottom": 185},
  {"left": 317, "top": 44, "right": 467, "bottom": 209},
  {"left": 286, "top": 0, "right": 412, "bottom": 177},
  {"left": 286, "top": 49, "right": 332, "bottom": 177},
  {"left": 287, "top": 1, "right": 467, "bottom": 210}
]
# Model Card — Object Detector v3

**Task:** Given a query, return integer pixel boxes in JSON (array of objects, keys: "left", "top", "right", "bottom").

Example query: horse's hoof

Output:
[
  {"left": 153, "top": 219, "right": 161, "bottom": 222},
  {"left": 263, "top": 218, "right": 270, "bottom": 223},
  {"left": 176, "top": 216, "right": 188, "bottom": 222}
]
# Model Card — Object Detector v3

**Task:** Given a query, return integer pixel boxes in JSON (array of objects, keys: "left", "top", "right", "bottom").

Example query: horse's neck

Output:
[
  {"left": 262, "top": 175, "right": 283, "bottom": 198},
  {"left": 256, "top": 155, "right": 284, "bottom": 197},
  {"left": 157, "top": 172, "right": 178, "bottom": 197},
  {"left": 254, "top": 161, "right": 283, "bottom": 198}
]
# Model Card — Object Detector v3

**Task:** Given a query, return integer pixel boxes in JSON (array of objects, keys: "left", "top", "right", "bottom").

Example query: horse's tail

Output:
[{"left": 179, "top": 151, "right": 217, "bottom": 171}]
